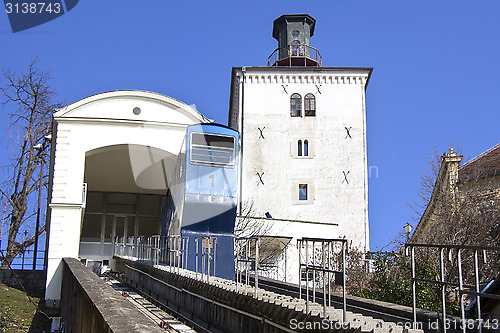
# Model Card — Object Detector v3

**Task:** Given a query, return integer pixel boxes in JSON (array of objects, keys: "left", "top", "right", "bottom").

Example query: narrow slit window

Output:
[
  {"left": 304, "top": 93, "right": 316, "bottom": 116},
  {"left": 299, "top": 184, "right": 308, "bottom": 201},
  {"left": 304, "top": 140, "right": 308, "bottom": 156},
  {"left": 298, "top": 140, "right": 302, "bottom": 156},
  {"left": 290, "top": 93, "right": 302, "bottom": 117}
]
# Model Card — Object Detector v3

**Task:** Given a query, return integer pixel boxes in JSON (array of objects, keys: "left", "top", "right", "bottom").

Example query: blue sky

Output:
[{"left": 1, "top": 1, "right": 499, "bottom": 250}]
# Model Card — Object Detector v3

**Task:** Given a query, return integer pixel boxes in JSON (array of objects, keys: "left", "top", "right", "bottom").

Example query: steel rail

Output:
[
  {"left": 106, "top": 275, "right": 185, "bottom": 333},
  {"left": 125, "top": 264, "right": 296, "bottom": 333},
  {"left": 121, "top": 266, "right": 210, "bottom": 333}
]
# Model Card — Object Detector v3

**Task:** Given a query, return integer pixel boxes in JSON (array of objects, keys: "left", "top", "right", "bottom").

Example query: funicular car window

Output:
[{"left": 190, "top": 133, "right": 235, "bottom": 167}]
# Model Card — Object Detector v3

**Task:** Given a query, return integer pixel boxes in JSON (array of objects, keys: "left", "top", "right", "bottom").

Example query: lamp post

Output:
[
  {"left": 22, "top": 230, "right": 28, "bottom": 269},
  {"left": 32, "top": 134, "right": 50, "bottom": 271},
  {"left": 403, "top": 222, "right": 413, "bottom": 242}
]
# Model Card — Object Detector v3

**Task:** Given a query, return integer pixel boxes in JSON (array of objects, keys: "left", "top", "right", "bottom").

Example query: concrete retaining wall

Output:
[
  {"left": 0, "top": 269, "right": 46, "bottom": 290},
  {"left": 114, "top": 256, "right": 346, "bottom": 333},
  {"left": 60, "top": 257, "right": 164, "bottom": 333}
]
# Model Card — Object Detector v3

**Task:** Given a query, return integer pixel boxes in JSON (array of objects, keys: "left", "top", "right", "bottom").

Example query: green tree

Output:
[{"left": 366, "top": 251, "right": 454, "bottom": 313}]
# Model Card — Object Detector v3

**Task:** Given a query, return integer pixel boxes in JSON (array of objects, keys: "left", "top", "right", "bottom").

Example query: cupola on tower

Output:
[
  {"left": 229, "top": 14, "right": 371, "bottom": 283},
  {"left": 269, "top": 14, "right": 321, "bottom": 67}
]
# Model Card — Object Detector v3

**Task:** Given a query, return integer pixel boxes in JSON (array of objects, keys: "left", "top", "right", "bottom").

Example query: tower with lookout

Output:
[
  {"left": 269, "top": 14, "right": 321, "bottom": 67},
  {"left": 229, "top": 14, "right": 372, "bottom": 283}
]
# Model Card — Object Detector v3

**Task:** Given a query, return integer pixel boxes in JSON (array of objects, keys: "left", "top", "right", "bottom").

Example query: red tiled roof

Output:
[{"left": 459, "top": 144, "right": 500, "bottom": 183}]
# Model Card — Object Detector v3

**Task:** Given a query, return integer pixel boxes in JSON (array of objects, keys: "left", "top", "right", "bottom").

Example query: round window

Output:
[
  {"left": 133, "top": 107, "right": 141, "bottom": 115},
  {"left": 292, "top": 30, "right": 300, "bottom": 37}
]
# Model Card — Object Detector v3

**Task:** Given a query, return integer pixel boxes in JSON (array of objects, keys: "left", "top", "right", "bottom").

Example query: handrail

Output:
[
  {"left": 406, "top": 243, "right": 500, "bottom": 251},
  {"left": 268, "top": 44, "right": 322, "bottom": 67},
  {"left": 0, "top": 248, "right": 46, "bottom": 270},
  {"left": 405, "top": 243, "right": 500, "bottom": 333},
  {"left": 297, "top": 237, "right": 348, "bottom": 322}
]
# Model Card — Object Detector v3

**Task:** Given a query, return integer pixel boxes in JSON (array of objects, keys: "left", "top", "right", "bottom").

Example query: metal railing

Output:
[
  {"left": 114, "top": 234, "right": 354, "bottom": 320},
  {"left": 268, "top": 44, "right": 322, "bottom": 67},
  {"left": 405, "top": 243, "right": 500, "bottom": 333},
  {"left": 114, "top": 236, "right": 136, "bottom": 257},
  {"left": 194, "top": 236, "right": 217, "bottom": 281},
  {"left": 166, "top": 235, "right": 188, "bottom": 274},
  {"left": 298, "top": 237, "right": 348, "bottom": 321},
  {"left": 235, "top": 237, "right": 260, "bottom": 297},
  {"left": 114, "top": 235, "right": 188, "bottom": 271},
  {"left": 0, "top": 248, "right": 46, "bottom": 270}
]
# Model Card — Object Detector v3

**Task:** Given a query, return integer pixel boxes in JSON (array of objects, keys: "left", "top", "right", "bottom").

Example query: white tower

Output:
[{"left": 228, "top": 14, "right": 371, "bottom": 282}]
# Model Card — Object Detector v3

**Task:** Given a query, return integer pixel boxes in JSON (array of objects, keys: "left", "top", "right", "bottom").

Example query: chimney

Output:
[{"left": 440, "top": 147, "right": 463, "bottom": 197}]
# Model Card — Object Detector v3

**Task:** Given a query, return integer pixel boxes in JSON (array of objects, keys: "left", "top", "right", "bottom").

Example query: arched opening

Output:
[
  {"left": 291, "top": 40, "right": 301, "bottom": 56},
  {"left": 290, "top": 93, "right": 302, "bottom": 117},
  {"left": 304, "top": 93, "right": 316, "bottom": 116},
  {"left": 79, "top": 144, "right": 177, "bottom": 261}
]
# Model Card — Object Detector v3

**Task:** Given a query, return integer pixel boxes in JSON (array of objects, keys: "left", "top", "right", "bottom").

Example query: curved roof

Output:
[{"left": 54, "top": 90, "right": 210, "bottom": 125}]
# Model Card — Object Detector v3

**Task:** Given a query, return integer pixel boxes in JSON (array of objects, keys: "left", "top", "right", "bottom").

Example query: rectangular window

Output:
[
  {"left": 80, "top": 214, "right": 101, "bottom": 242},
  {"left": 299, "top": 184, "right": 308, "bottom": 201},
  {"left": 305, "top": 100, "right": 316, "bottom": 116},
  {"left": 190, "top": 133, "right": 235, "bottom": 167},
  {"left": 191, "top": 133, "right": 234, "bottom": 148}
]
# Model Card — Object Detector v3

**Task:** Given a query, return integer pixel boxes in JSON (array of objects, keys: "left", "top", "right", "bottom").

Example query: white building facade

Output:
[
  {"left": 229, "top": 15, "right": 371, "bottom": 283},
  {"left": 43, "top": 14, "right": 371, "bottom": 302},
  {"left": 45, "top": 90, "right": 208, "bottom": 304}
]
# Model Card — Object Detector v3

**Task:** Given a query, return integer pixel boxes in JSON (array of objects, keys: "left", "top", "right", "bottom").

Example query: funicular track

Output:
[
  {"left": 115, "top": 261, "right": 297, "bottom": 333},
  {"left": 113, "top": 236, "right": 496, "bottom": 333},
  {"left": 114, "top": 256, "right": 427, "bottom": 333},
  {"left": 112, "top": 270, "right": 434, "bottom": 333},
  {"left": 114, "top": 236, "right": 428, "bottom": 333},
  {"left": 104, "top": 271, "right": 199, "bottom": 333},
  {"left": 115, "top": 259, "right": 460, "bottom": 333}
]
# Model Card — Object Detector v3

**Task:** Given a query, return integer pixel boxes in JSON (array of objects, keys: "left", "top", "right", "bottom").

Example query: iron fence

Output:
[
  {"left": 298, "top": 237, "right": 348, "bottom": 322},
  {"left": 0, "top": 248, "right": 46, "bottom": 270},
  {"left": 405, "top": 243, "right": 500, "bottom": 333},
  {"left": 267, "top": 44, "right": 322, "bottom": 67},
  {"left": 235, "top": 237, "right": 259, "bottom": 297}
]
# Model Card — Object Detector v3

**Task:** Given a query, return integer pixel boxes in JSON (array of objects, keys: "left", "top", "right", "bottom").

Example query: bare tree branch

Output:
[{"left": 0, "top": 59, "right": 62, "bottom": 268}]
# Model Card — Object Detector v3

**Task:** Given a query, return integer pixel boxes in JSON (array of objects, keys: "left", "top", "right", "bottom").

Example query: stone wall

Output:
[
  {"left": 0, "top": 269, "right": 46, "bottom": 290},
  {"left": 60, "top": 257, "right": 163, "bottom": 333}
]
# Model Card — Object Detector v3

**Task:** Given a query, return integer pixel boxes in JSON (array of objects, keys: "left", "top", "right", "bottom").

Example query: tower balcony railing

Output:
[{"left": 267, "top": 44, "right": 322, "bottom": 67}]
